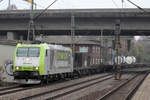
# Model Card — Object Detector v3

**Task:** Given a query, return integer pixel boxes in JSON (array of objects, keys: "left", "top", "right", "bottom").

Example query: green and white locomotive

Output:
[{"left": 13, "top": 43, "right": 73, "bottom": 84}]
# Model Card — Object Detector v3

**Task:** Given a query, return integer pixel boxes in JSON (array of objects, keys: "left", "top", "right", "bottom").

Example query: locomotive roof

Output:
[
  {"left": 16, "top": 43, "right": 71, "bottom": 51},
  {"left": 47, "top": 44, "right": 71, "bottom": 51}
]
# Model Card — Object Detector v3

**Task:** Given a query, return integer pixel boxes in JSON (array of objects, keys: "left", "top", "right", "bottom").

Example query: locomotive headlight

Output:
[
  {"left": 16, "top": 67, "right": 19, "bottom": 70},
  {"left": 35, "top": 67, "right": 38, "bottom": 70}
]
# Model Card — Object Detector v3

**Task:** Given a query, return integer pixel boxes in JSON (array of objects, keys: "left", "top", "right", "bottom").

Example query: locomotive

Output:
[{"left": 13, "top": 43, "right": 73, "bottom": 84}]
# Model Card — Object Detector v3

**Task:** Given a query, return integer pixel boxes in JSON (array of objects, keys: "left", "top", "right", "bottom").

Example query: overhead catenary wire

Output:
[
  {"left": 34, "top": 0, "right": 58, "bottom": 21},
  {"left": 126, "top": 0, "right": 147, "bottom": 13},
  {"left": 119, "top": 0, "right": 148, "bottom": 38},
  {"left": 0, "top": 0, "right": 3, "bottom": 5},
  {"left": 0, "top": 0, "right": 4, "bottom": 4},
  {"left": 26, "top": 0, "right": 58, "bottom": 41},
  {"left": 111, "top": 0, "right": 119, "bottom": 8},
  {"left": 125, "top": 0, "right": 148, "bottom": 38}
]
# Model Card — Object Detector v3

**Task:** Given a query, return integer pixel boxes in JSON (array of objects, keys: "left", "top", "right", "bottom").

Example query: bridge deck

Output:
[{"left": 0, "top": 9, "right": 150, "bottom": 36}]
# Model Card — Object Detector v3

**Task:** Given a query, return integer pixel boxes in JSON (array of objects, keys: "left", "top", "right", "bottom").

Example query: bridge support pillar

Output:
[{"left": 7, "top": 32, "right": 17, "bottom": 40}]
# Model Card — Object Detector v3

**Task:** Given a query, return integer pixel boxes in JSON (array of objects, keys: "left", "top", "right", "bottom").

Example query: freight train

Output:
[
  {"left": 13, "top": 43, "right": 112, "bottom": 84},
  {"left": 12, "top": 43, "right": 136, "bottom": 84}
]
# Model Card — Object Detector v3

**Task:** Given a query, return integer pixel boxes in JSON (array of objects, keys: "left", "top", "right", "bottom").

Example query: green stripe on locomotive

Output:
[{"left": 13, "top": 43, "right": 49, "bottom": 75}]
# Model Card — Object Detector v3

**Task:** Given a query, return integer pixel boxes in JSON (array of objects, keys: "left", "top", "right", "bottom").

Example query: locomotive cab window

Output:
[
  {"left": 28, "top": 47, "right": 40, "bottom": 57},
  {"left": 17, "top": 47, "right": 40, "bottom": 57},
  {"left": 17, "top": 47, "right": 28, "bottom": 57}
]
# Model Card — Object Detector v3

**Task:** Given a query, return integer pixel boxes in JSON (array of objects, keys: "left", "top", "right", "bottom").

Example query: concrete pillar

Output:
[{"left": 7, "top": 32, "right": 17, "bottom": 40}]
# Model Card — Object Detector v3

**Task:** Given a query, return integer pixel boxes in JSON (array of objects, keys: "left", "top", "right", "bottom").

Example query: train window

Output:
[
  {"left": 17, "top": 47, "right": 28, "bottom": 57},
  {"left": 57, "top": 51, "right": 69, "bottom": 60},
  {"left": 28, "top": 47, "right": 40, "bottom": 57}
]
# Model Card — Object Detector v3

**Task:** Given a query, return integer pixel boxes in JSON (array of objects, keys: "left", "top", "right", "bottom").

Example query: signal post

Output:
[{"left": 114, "top": 19, "right": 121, "bottom": 80}]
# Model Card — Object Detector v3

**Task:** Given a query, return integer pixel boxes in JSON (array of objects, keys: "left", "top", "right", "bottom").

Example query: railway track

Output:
[
  {"left": 0, "top": 86, "right": 25, "bottom": 96},
  {"left": 0, "top": 85, "right": 19, "bottom": 91},
  {"left": 0, "top": 73, "right": 112, "bottom": 100},
  {"left": 0, "top": 83, "right": 52, "bottom": 98},
  {"left": 1, "top": 69, "right": 147, "bottom": 100},
  {"left": 0, "top": 84, "right": 41, "bottom": 96},
  {"left": 19, "top": 74, "right": 113, "bottom": 100},
  {"left": 97, "top": 72, "right": 148, "bottom": 100}
]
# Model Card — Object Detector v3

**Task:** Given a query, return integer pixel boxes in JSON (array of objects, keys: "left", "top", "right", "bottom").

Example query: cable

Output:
[
  {"left": 0, "top": 0, "right": 4, "bottom": 5},
  {"left": 125, "top": 0, "right": 148, "bottom": 41},
  {"left": 0, "top": 0, "right": 6, "bottom": 9},
  {"left": 111, "top": 0, "right": 119, "bottom": 8},
  {"left": 125, "top": 0, "right": 148, "bottom": 38},
  {"left": 34, "top": 0, "right": 58, "bottom": 21},
  {"left": 126, "top": 0, "right": 147, "bottom": 13}
]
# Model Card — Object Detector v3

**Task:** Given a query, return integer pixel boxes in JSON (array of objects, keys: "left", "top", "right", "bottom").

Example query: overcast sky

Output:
[{"left": 0, "top": 0, "right": 149, "bottom": 10}]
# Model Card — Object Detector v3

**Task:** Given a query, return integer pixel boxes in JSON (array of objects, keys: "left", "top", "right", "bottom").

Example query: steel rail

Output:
[
  {"left": 0, "top": 85, "right": 20, "bottom": 91},
  {"left": 97, "top": 72, "right": 148, "bottom": 100},
  {"left": 125, "top": 72, "right": 148, "bottom": 100},
  {"left": 19, "top": 74, "right": 113, "bottom": 100}
]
